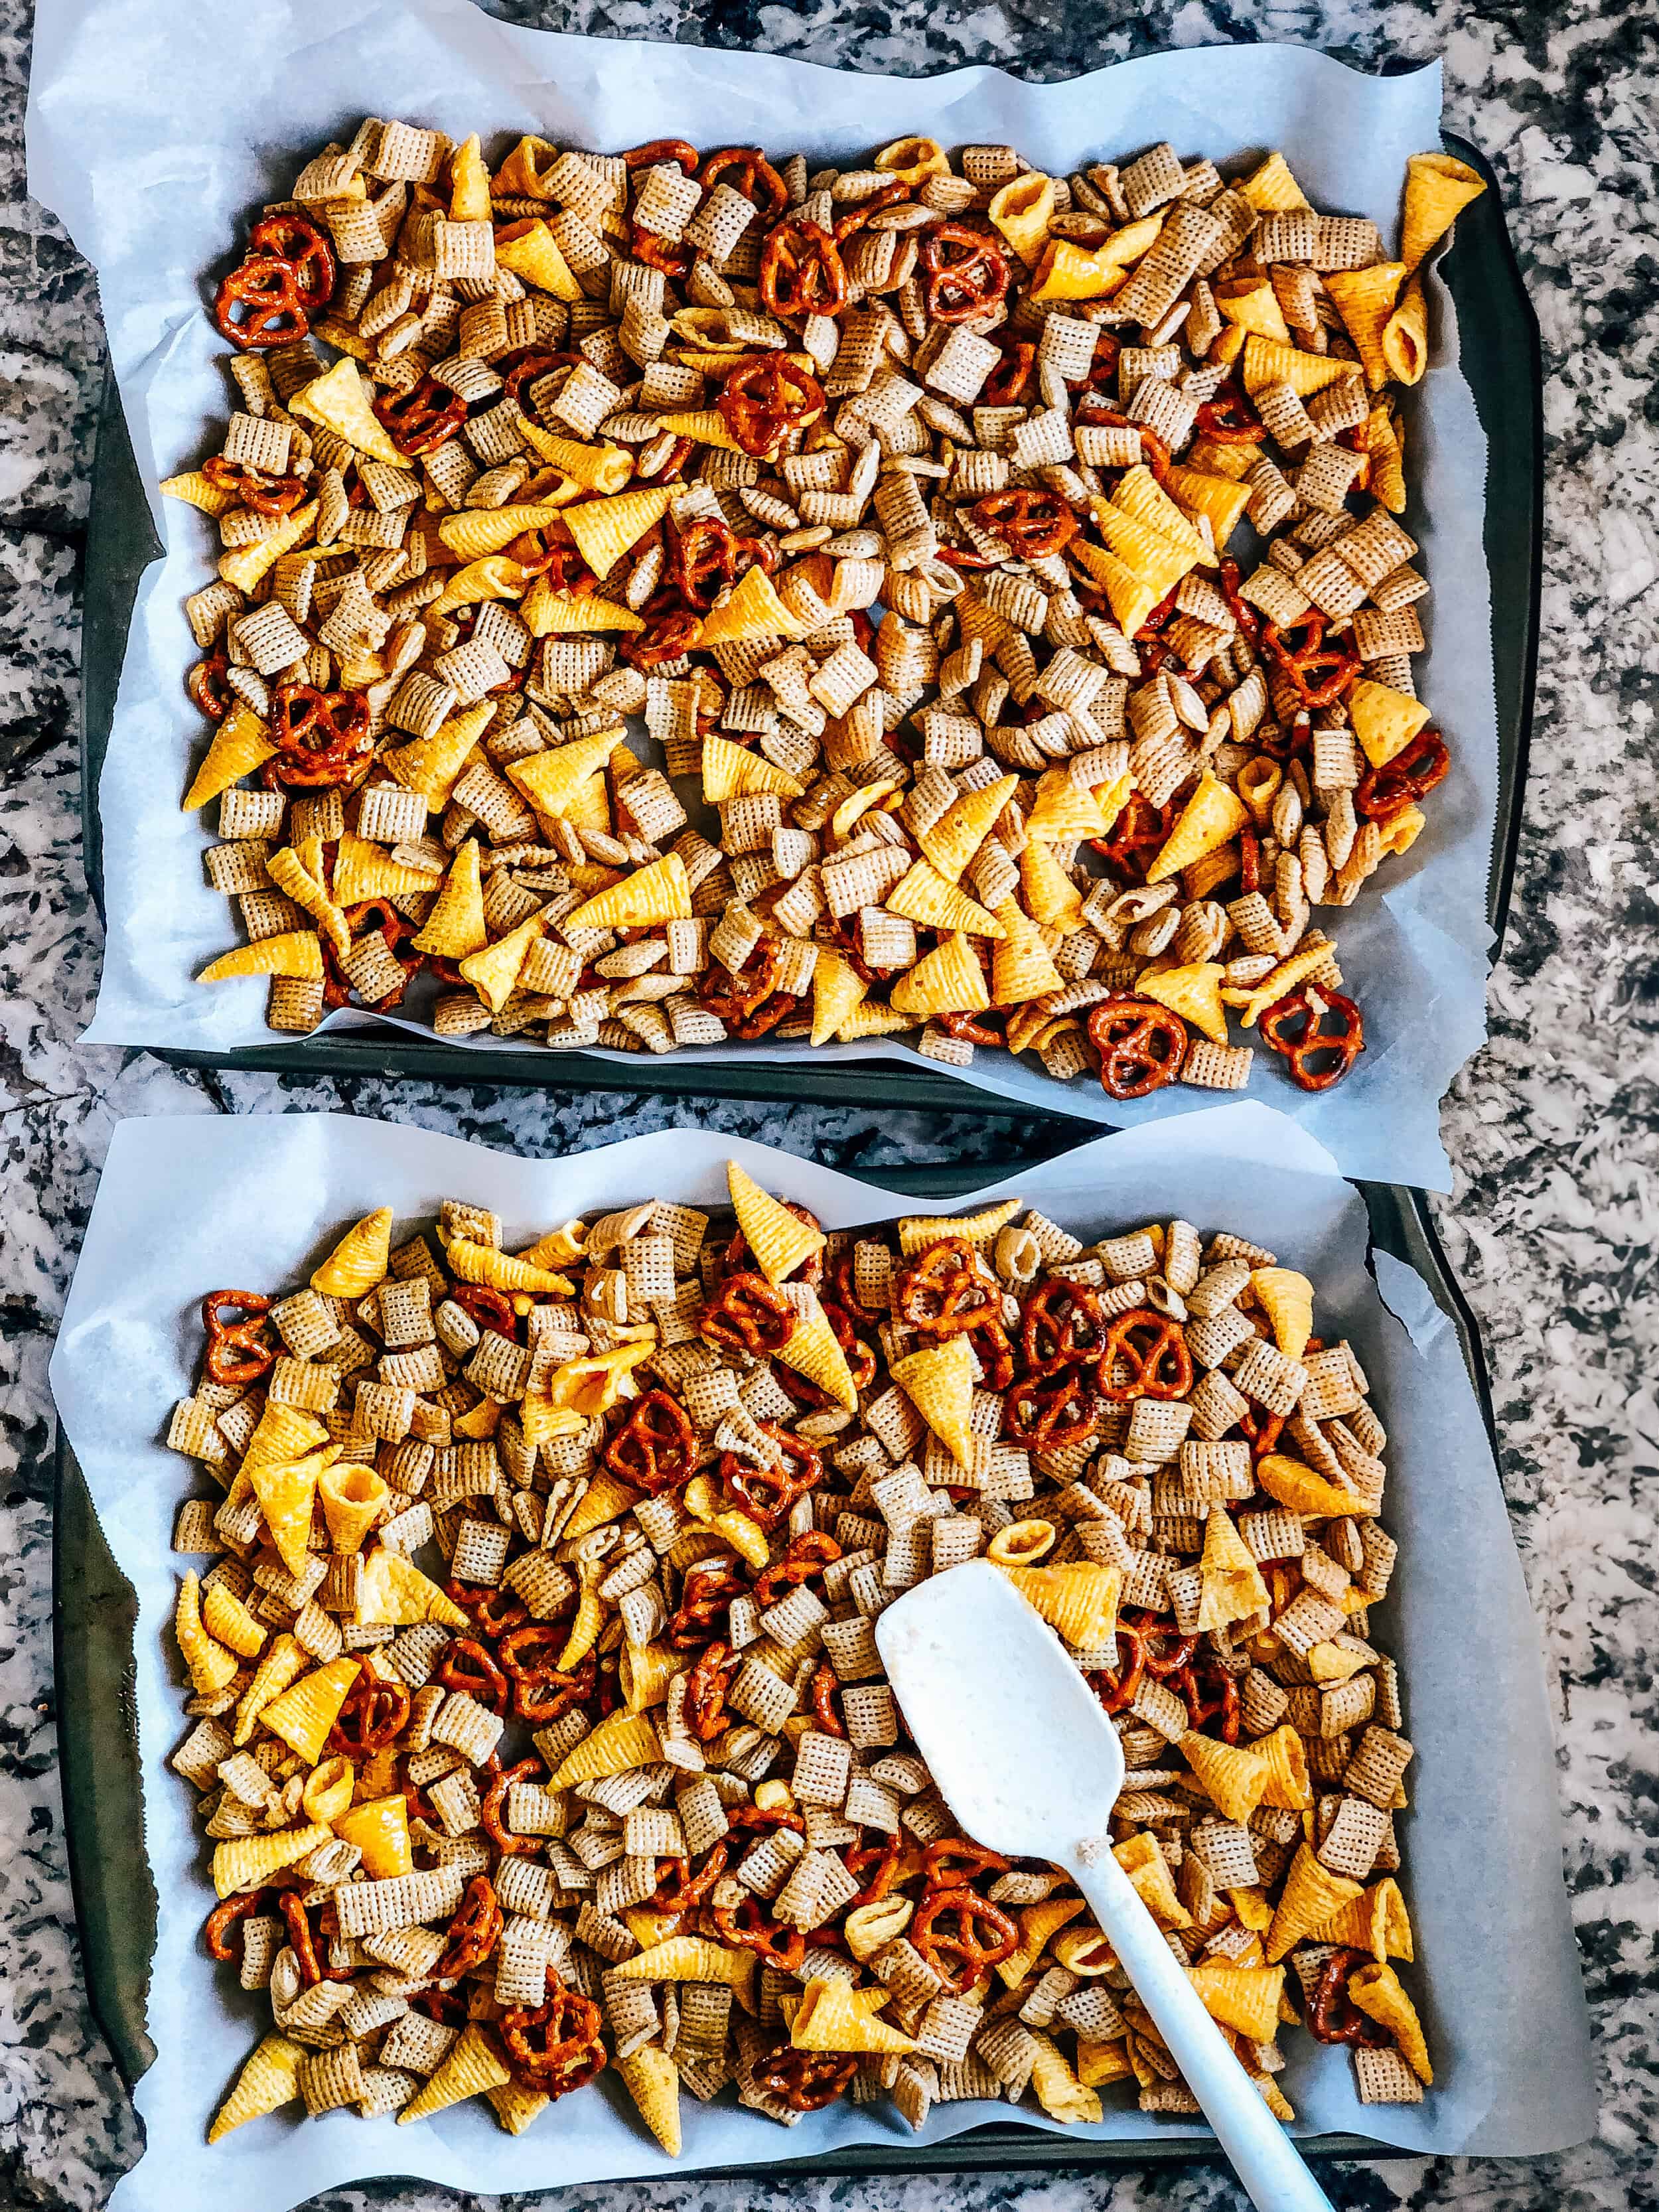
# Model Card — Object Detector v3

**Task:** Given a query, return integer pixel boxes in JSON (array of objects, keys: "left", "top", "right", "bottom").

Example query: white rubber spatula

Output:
[{"left": 876, "top": 1558, "right": 1334, "bottom": 2212}]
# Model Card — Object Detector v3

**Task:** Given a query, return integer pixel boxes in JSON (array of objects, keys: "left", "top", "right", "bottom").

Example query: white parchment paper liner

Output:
[
  {"left": 50, "top": 1104, "right": 1593, "bottom": 2209},
  {"left": 27, "top": 0, "right": 1498, "bottom": 1189}
]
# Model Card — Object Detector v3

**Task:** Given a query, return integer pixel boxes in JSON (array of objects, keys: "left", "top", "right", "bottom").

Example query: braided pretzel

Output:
[
  {"left": 752, "top": 1530, "right": 840, "bottom": 1612},
  {"left": 833, "top": 181, "right": 914, "bottom": 243},
  {"left": 441, "top": 1584, "right": 521, "bottom": 1645},
  {"left": 630, "top": 224, "right": 692, "bottom": 280},
  {"left": 200, "top": 455, "right": 307, "bottom": 516},
  {"left": 1260, "top": 986, "right": 1365, "bottom": 1092},
  {"left": 668, "top": 1560, "right": 747, "bottom": 1649},
  {"left": 371, "top": 374, "right": 469, "bottom": 459},
  {"left": 1098, "top": 1309, "right": 1194, "bottom": 1402},
  {"left": 435, "top": 1874, "right": 504, "bottom": 1978},
  {"left": 437, "top": 1636, "right": 510, "bottom": 1714},
  {"left": 498, "top": 1630, "right": 595, "bottom": 1726},
  {"left": 603, "top": 1388, "right": 697, "bottom": 1494},
  {"left": 699, "top": 147, "right": 788, "bottom": 221},
  {"left": 1086, "top": 997, "right": 1189, "bottom": 1100},
  {"left": 753, "top": 2044, "right": 857, "bottom": 2110},
  {"left": 810, "top": 1662, "right": 845, "bottom": 1738},
  {"left": 1260, "top": 613, "right": 1361, "bottom": 709},
  {"left": 650, "top": 1843, "right": 730, "bottom": 1912},
  {"left": 982, "top": 340, "right": 1036, "bottom": 406},
  {"left": 201, "top": 1290, "right": 276, "bottom": 1387},
  {"left": 1308, "top": 1948, "right": 1394, "bottom": 2047},
  {"left": 1178, "top": 1654, "right": 1244, "bottom": 1743},
  {"left": 450, "top": 1283, "right": 520, "bottom": 1339},
  {"left": 684, "top": 1639, "right": 741, "bottom": 1741},
  {"left": 920, "top": 222, "right": 1009, "bottom": 323},
  {"left": 619, "top": 603, "right": 704, "bottom": 670},
  {"left": 711, "top": 1891, "right": 806, "bottom": 1970},
  {"left": 280, "top": 1891, "right": 355, "bottom": 1987},
  {"left": 715, "top": 356, "right": 826, "bottom": 457},
  {"left": 498, "top": 347, "right": 582, "bottom": 406},
  {"left": 325, "top": 1668, "right": 407, "bottom": 1757},
  {"left": 1021, "top": 1278, "right": 1108, "bottom": 1374},
  {"left": 501, "top": 1980, "right": 608, "bottom": 2093},
  {"left": 970, "top": 488, "right": 1078, "bottom": 560},
  {"left": 204, "top": 1891, "right": 269, "bottom": 1962},
  {"left": 186, "top": 652, "right": 233, "bottom": 721},
  {"left": 1196, "top": 383, "right": 1265, "bottom": 443},
  {"left": 701, "top": 1270, "right": 797, "bottom": 1356},
  {"left": 894, "top": 1236, "right": 1000, "bottom": 1334},
  {"left": 697, "top": 938, "right": 798, "bottom": 1039},
  {"left": 922, "top": 1838, "right": 1009, "bottom": 1889},
  {"left": 759, "top": 219, "right": 847, "bottom": 320},
  {"left": 246, "top": 212, "right": 336, "bottom": 312},
  {"left": 480, "top": 1755, "right": 545, "bottom": 1858},
  {"left": 213, "top": 255, "right": 309, "bottom": 350},
  {"left": 1075, "top": 396, "right": 1171, "bottom": 482},
  {"left": 1004, "top": 1367, "right": 1097, "bottom": 1448},
  {"left": 719, "top": 1424, "right": 823, "bottom": 1529},
  {"left": 1356, "top": 729, "right": 1449, "bottom": 820},
  {"left": 265, "top": 684, "right": 373, "bottom": 790},
  {"left": 624, "top": 139, "right": 701, "bottom": 174},
  {"left": 910, "top": 1886, "right": 1017, "bottom": 1993},
  {"left": 845, "top": 1834, "right": 901, "bottom": 1906},
  {"left": 1090, "top": 795, "right": 1175, "bottom": 886}
]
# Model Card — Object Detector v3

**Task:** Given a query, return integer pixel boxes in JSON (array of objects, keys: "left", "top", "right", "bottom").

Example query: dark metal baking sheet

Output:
[
  {"left": 78, "top": 130, "right": 1538, "bottom": 1116},
  {"left": 56, "top": 1167, "right": 1482, "bottom": 2177}
]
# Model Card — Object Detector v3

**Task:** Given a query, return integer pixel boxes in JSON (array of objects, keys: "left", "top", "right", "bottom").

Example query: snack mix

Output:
[
  {"left": 167, "top": 1167, "right": 1429, "bottom": 2146},
  {"left": 166, "top": 125, "right": 1482, "bottom": 1098}
]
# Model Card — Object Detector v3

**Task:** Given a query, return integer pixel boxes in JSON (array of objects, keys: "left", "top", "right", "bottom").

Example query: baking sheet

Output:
[
  {"left": 27, "top": 0, "right": 1497, "bottom": 1190},
  {"left": 48, "top": 1104, "right": 1593, "bottom": 2211}
]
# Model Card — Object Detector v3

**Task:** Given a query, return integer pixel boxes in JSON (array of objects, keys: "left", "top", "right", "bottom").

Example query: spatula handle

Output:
[{"left": 1070, "top": 1846, "right": 1335, "bottom": 2212}]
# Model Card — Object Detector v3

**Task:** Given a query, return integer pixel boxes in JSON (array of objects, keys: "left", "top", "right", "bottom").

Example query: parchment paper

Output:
[
  {"left": 27, "top": 0, "right": 1498, "bottom": 1189},
  {"left": 50, "top": 1104, "right": 1593, "bottom": 2211}
]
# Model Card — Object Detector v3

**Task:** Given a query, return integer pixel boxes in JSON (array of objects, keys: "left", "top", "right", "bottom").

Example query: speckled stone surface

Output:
[{"left": 4, "top": 0, "right": 1656, "bottom": 2206}]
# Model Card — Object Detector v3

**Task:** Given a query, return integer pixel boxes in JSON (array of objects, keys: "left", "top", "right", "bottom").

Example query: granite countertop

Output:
[{"left": 4, "top": 0, "right": 1655, "bottom": 2205}]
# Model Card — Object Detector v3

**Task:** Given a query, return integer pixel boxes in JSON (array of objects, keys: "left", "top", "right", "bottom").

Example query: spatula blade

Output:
[
  {"left": 879, "top": 1566, "right": 1340, "bottom": 2212},
  {"left": 875, "top": 1560, "right": 1125, "bottom": 1864}
]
